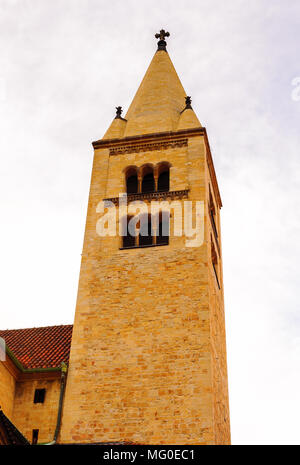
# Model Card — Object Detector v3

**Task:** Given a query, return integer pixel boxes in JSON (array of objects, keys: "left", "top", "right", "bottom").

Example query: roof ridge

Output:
[{"left": 0, "top": 323, "right": 73, "bottom": 332}]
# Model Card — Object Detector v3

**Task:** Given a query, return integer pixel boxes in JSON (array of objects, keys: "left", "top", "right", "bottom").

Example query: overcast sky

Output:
[{"left": 0, "top": 0, "right": 300, "bottom": 445}]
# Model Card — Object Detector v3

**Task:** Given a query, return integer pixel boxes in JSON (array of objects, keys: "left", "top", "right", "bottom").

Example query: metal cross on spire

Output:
[{"left": 155, "top": 29, "right": 170, "bottom": 51}]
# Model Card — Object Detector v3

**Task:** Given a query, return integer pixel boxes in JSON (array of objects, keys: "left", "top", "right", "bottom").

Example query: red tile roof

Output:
[{"left": 0, "top": 325, "right": 73, "bottom": 369}]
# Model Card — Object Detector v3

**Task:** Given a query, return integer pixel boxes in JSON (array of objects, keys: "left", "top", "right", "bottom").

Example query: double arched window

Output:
[
  {"left": 122, "top": 212, "right": 170, "bottom": 248},
  {"left": 124, "top": 162, "right": 171, "bottom": 194}
]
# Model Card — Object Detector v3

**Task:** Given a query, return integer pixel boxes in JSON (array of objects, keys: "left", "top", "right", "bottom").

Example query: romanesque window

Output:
[
  {"left": 156, "top": 211, "right": 170, "bottom": 245},
  {"left": 138, "top": 214, "right": 154, "bottom": 246},
  {"left": 122, "top": 215, "right": 136, "bottom": 248},
  {"left": 141, "top": 165, "right": 155, "bottom": 193},
  {"left": 121, "top": 212, "right": 169, "bottom": 248},
  {"left": 34, "top": 388, "right": 46, "bottom": 404},
  {"left": 124, "top": 162, "right": 171, "bottom": 195},
  {"left": 157, "top": 162, "right": 170, "bottom": 192},
  {"left": 126, "top": 167, "right": 138, "bottom": 194}
]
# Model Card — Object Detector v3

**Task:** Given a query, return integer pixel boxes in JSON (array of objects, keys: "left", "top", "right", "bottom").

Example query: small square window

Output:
[{"left": 34, "top": 388, "right": 46, "bottom": 404}]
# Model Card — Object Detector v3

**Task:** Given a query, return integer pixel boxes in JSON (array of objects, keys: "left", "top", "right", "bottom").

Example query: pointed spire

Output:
[
  {"left": 103, "top": 106, "right": 127, "bottom": 139},
  {"left": 123, "top": 32, "right": 188, "bottom": 137},
  {"left": 102, "top": 31, "right": 202, "bottom": 139},
  {"left": 177, "top": 95, "right": 201, "bottom": 130}
]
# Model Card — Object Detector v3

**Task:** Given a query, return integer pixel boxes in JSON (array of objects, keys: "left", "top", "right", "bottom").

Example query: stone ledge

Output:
[
  {"left": 109, "top": 138, "right": 188, "bottom": 155},
  {"left": 103, "top": 189, "right": 189, "bottom": 205},
  {"left": 119, "top": 242, "right": 169, "bottom": 250}
]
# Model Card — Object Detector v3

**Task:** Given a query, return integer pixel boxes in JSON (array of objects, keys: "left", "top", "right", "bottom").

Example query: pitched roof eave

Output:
[{"left": 0, "top": 324, "right": 73, "bottom": 370}]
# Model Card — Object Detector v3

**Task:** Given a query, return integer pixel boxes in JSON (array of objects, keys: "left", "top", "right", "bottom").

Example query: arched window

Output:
[
  {"left": 139, "top": 214, "right": 153, "bottom": 246},
  {"left": 157, "top": 163, "right": 170, "bottom": 192},
  {"left": 120, "top": 213, "right": 169, "bottom": 249},
  {"left": 122, "top": 215, "right": 136, "bottom": 248},
  {"left": 125, "top": 167, "right": 138, "bottom": 194},
  {"left": 141, "top": 165, "right": 155, "bottom": 193},
  {"left": 156, "top": 211, "right": 170, "bottom": 245}
]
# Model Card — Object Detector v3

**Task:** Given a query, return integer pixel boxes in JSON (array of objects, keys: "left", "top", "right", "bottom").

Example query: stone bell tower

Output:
[{"left": 60, "top": 30, "right": 230, "bottom": 445}]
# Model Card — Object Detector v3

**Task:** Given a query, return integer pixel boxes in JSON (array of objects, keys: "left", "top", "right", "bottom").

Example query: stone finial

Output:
[
  {"left": 180, "top": 96, "right": 193, "bottom": 114},
  {"left": 155, "top": 29, "right": 170, "bottom": 51},
  {"left": 185, "top": 96, "right": 192, "bottom": 109},
  {"left": 115, "top": 106, "right": 123, "bottom": 119}
]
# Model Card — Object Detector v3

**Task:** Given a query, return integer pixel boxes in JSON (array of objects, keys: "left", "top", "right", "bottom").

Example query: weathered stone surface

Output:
[{"left": 13, "top": 378, "right": 61, "bottom": 443}]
